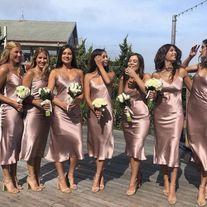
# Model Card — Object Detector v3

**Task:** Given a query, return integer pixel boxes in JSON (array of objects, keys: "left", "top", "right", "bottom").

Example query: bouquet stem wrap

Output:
[{"left": 38, "top": 87, "right": 52, "bottom": 117}]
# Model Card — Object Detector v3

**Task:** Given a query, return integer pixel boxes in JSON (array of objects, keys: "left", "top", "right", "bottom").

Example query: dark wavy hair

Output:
[
  {"left": 154, "top": 44, "right": 182, "bottom": 80},
  {"left": 200, "top": 39, "right": 207, "bottom": 68},
  {"left": 56, "top": 44, "right": 77, "bottom": 68},
  {"left": 123, "top": 53, "right": 144, "bottom": 84},
  {"left": 89, "top": 49, "right": 108, "bottom": 73}
]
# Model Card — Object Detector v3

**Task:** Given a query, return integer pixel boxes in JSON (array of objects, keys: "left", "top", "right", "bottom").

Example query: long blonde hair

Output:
[{"left": 0, "top": 41, "right": 22, "bottom": 66}]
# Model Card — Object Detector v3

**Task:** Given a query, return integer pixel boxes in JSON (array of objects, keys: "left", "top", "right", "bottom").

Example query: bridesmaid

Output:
[
  {"left": 84, "top": 49, "right": 115, "bottom": 193},
  {"left": 118, "top": 53, "right": 151, "bottom": 196},
  {"left": 20, "top": 47, "right": 51, "bottom": 191},
  {"left": 0, "top": 41, "right": 23, "bottom": 193},
  {"left": 45, "top": 44, "right": 84, "bottom": 193},
  {"left": 152, "top": 44, "right": 192, "bottom": 204},
  {"left": 183, "top": 39, "right": 207, "bottom": 206}
]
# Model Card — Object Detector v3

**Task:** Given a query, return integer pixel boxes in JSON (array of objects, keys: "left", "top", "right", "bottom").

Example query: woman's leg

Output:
[
  {"left": 197, "top": 171, "right": 207, "bottom": 206},
  {"left": 55, "top": 161, "right": 70, "bottom": 193},
  {"left": 168, "top": 167, "right": 178, "bottom": 204},
  {"left": 161, "top": 165, "right": 170, "bottom": 196},
  {"left": 92, "top": 159, "right": 104, "bottom": 192},
  {"left": 10, "top": 163, "right": 23, "bottom": 190},
  {"left": 1, "top": 164, "right": 19, "bottom": 193},
  {"left": 34, "top": 157, "right": 44, "bottom": 187},
  {"left": 126, "top": 157, "right": 140, "bottom": 196},
  {"left": 27, "top": 159, "right": 42, "bottom": 191},
  {"left": 67, "top": 157, "right": 78, "bottom": 189}
]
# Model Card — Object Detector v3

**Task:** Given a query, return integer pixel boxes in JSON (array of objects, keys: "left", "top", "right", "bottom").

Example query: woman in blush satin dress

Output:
[
  {"left": 0, "top": 41, "right": 24, "bottom": 193},
  {"left": 182, "top": 39, "right": 207, "bottom": 206},
  {"left": 20, "top": 48, "right": 51, "bottom": 191},
  {"left": 118, "top": 53, "right": 151, "bottom": 196},
  {"left": 84, "top": 49, "right": 115, "bottom": 193},
  {"left": 45, "top": 44, "right": 84, "bottom": 193},
  {"left": 152, "top": 44, "right": 192, "bottom": 204}
]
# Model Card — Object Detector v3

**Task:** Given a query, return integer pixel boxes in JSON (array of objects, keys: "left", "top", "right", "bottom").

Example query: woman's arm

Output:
[
  {"left": 125, "top": 68, "right": 150, "bottom": 94},
  {"left": 47, "top": 69, "right": 66, "bottom": 110},
  {"left": 84, "top": 74, "right": 93, "bottom": 111},
  {"left": 22, "top": 70, "right": 42, "bottom": 108},
  {"left": 95, "top": 56, "right": 115, "bottom": 85},
  {"left": 179, "top": 68, "right": 192, "bottom": 91},
  {"left": 182, "top": 45, "right": 200, "bottom": 73},
  {"left": 118, "top": 77, "right": 124, "bottom": 95},
  {"left": 0, "top": 66, "right": 22, "bottom": 111}
]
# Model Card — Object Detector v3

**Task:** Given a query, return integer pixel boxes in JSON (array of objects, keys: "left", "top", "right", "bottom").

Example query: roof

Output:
[{"left": 0, "top": 20, "right": 77, "bottom": 43}]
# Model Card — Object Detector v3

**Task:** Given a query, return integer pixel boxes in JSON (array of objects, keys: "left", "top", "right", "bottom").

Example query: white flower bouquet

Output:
[
  {"left": 145, "top": 78, "right": 163, "bottom": 111},
  {"left": 15, "top": 85, "right": 31, "bottom": 104},
  {"left": 116, "top": 92, "right": 133, "bottom": 123},
  {"left": 38, "top": 87, "right": 52, "bottom": 117},
  {"left": 92, "top": 98, "right": 107, "bottom": 123},
  {"left": 65, "top": 82, "right": 82, "bottom": 109}
]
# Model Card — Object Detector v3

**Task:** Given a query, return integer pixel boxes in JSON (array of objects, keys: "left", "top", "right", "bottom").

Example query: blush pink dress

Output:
[
  {"left": 20, "top": 79, "right": 50, "bottom": 161},
  {"left": 187, "top": 73, "right": 207, "bottom": 171},
  {"left": 45, "top": 75, "right": 83, "bottom": 162},
  {"left": 122, "top": 83, "right": 150, "bottom": 160},
  {"left": 87, "top": 74, "right": 114, "bottom": 160},
  {"left": 0, "top": 72, "right": 23, "bottom": 165},
  {"left": 153, "top": 76, "right": 184, "bottom": 167}
]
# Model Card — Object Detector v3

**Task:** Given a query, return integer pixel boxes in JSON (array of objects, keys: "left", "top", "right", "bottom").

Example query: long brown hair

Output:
[
  {"left": 123, "top": 53, "right": 145, "bottom": 85},
  {"left": 154, "top": 44, "right": 182, "bottom": 80},
  {"left": 30, "top": 47, "right": 50, "bottom": 78}
]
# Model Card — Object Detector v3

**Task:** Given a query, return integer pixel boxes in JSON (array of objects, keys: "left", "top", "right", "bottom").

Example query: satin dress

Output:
[
  {"left": 87, "top": 75, "right": 114, "bottom": 160},
  {"left": 187, "top": 73, "right": 207, "bottom": 171},
  {"left": 20, "top": 79, "right": 50, "bottom": 161},
  {"left": 153, "top": 76, "right": 184, "bottom": 167},
  {"left": 45, "top": 75, "right": 83, "bottom": 162},
  {"left": 122, "top": 83, "right": 150, "bottom": 160},
  {"left": 0, "top": 72, "right": 23, "bottom": 165}
]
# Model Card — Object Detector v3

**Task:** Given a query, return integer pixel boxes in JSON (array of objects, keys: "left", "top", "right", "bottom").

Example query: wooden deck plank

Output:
[{"left": 0, "top": 126, "right": 201, "bottom": 207}]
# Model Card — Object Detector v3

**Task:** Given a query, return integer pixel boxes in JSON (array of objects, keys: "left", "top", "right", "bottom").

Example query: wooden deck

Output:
[{"left": 0, "top": 126, "right": 202, "bottom": 207}]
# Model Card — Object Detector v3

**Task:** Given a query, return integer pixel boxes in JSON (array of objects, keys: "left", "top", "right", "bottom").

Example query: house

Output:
[{"left": 0, "top": 19, "right": 78, "bottom": 60}]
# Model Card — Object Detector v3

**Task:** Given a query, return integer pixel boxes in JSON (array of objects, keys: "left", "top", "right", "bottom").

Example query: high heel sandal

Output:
[
  {"left": 197, "top": 185, "right": 206, "bottom": 207},
  {"left": 2, "top": 178, "right": 19, "bottom": 194},
  {"left": 65, "top": 173, "right": 78, "bottom": 190},
  {"left": 167, "top": 184, "right": 177, "bottom": 205},
  {"left": 57, "top": 176, "right": 71, "bottom": 193},
  {"left": 27, "top": 175, "right": 42, "bottom": 192}
]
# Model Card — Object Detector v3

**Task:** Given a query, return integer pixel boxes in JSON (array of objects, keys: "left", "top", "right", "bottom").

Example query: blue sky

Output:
[{"left": 0, "top": 0, "right": 206, "bottom": 72}]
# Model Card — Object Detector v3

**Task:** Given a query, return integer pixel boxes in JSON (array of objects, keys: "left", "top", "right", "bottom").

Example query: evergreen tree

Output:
[
  {"left": 111, "top": 35, "right": 132, "bottom": 128},
  {"left": 76, "top": 39, "right": 93, "bottom": 74}
]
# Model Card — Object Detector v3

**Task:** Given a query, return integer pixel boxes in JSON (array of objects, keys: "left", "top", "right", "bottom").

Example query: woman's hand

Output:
[
  {"left": 41, "top": 101, "right": 51, "bottom": 111},
  {"left": 189, "top": 45, "right": 200, "bottom": 58},
  {"left": 94, "top": 109, "right": 102, "bottom": 120},
  {"left": 147, "top": 90, "right": 157, "bottom": 100},
  {"left": 94, "top": 55, "right": 103, "bottom": 69},
  {"left": 125, "top": 67, "right": 137, "bottom": 79},
  {"left": 11, "top": 100, "right": 23, "bottom": 112}
]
